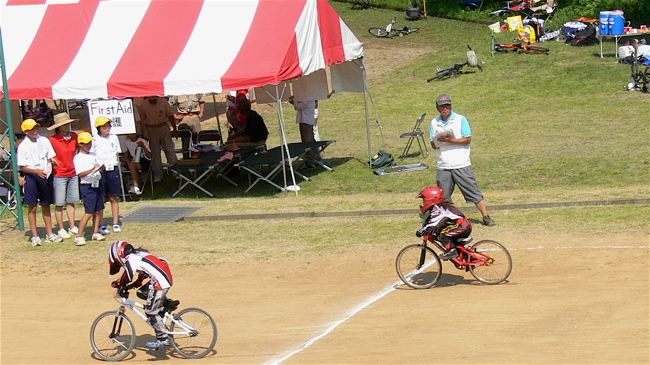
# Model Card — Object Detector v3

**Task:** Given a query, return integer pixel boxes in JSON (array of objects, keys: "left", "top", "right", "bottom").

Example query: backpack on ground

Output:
[
  {"left": 565, "top": 26, "right": 598, "bottom": 47},
  {"left": 369, "top": 150, "right": 396, "bottom": 168}
]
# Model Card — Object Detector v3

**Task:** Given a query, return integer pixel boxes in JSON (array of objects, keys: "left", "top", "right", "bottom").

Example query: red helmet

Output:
[
  {"left": 417, "top": 186, "right": 444, "bottom": 214},
  {"left": 109, "top": 241, "right": 133, "bottom": 275}
]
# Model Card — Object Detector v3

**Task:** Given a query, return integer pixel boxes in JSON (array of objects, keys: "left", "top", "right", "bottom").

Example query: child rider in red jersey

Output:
[{"left": 416, "top": 186, "right": 472, "bottom": 260}]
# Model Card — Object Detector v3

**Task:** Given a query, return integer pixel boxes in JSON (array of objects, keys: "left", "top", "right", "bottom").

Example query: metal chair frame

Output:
[{"left": 400, "top": 114, "right": 429, "bottom": 158}]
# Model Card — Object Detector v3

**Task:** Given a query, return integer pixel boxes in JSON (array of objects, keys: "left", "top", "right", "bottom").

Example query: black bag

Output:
[
  {"left": 566, "top": 26, "right": 599, "bottom": 47},
  {"left": 369, "top": 150, "right": 396, "bottom": 168}
]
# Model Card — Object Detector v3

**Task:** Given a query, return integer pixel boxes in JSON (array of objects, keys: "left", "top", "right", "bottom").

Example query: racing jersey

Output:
[{"left": 120, "top": 251, "right": 173, "bottom": 290}]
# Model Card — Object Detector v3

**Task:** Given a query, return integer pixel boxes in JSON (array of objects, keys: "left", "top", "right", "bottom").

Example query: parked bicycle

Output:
[
  {"left": 626, "top": 39, "right": 649, "bottom": 93},
  {"left": 427, "top": 45, "right": 482, "bottom": 81},
  {"left": 396, "top": 235, "right": 512, "bottom": 289},
  {"left": 90, "top": 286, "right": 217, "bottom": 361},
  {"left": 492, "top": 36, "right": 549, "bottom": 54},
  {"left": 368, "top": 18, "right": 419, "bottom": 38}
]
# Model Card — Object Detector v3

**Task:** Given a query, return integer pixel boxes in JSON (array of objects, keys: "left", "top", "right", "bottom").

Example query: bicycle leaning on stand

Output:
[
  {"left": 396, "top": 234, "right": 513, "bottom": 289},
  {"left": 90, "top": 285, "right": 218, "bottom": 361},
  {"left": 368, "top": 17, "right": 420, "bottom": 38}
]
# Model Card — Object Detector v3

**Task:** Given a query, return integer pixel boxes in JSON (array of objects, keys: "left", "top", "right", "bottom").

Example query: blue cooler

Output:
[
  {"left": 610, "top": 10, "right": 625, "bottom": 35},
  {"left": 599, "top": 11, "right": 611, "bottom": 35}
]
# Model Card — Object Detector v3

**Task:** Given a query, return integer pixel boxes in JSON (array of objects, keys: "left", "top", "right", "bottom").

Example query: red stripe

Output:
[
  {"left": 317, "top": 0, "right": 346, "bottom": 65},
  {"left": 6, "top": 1, "right": 100, "bottom": 100},
  {"left": 5, "top": 0, "right": 47, "bottom": 5},
  {"left": 106, "top": 0, "right": 204, "bottom": 98},
  {"left": 221, "top": 0, "right": 306, "bottom": 91}
]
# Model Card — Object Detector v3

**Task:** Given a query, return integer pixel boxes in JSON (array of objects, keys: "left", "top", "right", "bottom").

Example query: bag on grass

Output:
[
  {"left": 565, "top": 26, "right": 598, "bottom": 47},
  {"left": 369, "top": 150, "right": 396, "bottom": 168}
]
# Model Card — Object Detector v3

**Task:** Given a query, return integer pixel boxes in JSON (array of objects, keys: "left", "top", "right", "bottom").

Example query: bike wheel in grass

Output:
[
  {"left": 396, "top": 244, "right": 442, "bottom": 289},
  {"left": 427, "top": 70, "right": 452, "bottom": 82},
  {"left": 90, "top": 311, "right": 136, "bottom": 362},
  {"left": 526, "top": 45, "right": 550, "bottom": 53},
  {"left": 468, "top": 240, "right": 512, "bottom": 284},
  {"left": 368, "top": 28, "right": 389, "bottom": 37},
  {"left": 494, "top": 45, "right": 517, "bottom": 52},
  {"left": 642, "top": 68, "right": 650, "bottom": 92},
  {"left": 170, "top": 308, "right": 218, "bottom": 359}
]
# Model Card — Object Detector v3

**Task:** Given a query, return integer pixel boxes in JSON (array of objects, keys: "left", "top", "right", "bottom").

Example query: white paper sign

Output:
[{"left": 87, "top": 99, "right": 136, "bottom": 135}]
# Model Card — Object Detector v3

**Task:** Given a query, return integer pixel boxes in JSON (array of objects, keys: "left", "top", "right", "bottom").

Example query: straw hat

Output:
[{"left": 47, "top": 112, "right": 78, "bottom": 130}]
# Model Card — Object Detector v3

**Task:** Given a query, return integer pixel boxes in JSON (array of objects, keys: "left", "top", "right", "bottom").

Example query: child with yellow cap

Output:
[{"left": 73, "top": 132, "right": 106, "bottom": 246}]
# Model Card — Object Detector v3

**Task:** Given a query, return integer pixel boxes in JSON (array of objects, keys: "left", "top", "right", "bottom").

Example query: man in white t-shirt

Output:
[{"left": 429, "top": 94, "right": 495, "bottom": 226}]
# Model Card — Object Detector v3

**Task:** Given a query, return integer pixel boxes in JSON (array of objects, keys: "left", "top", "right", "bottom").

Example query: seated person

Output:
[
  {"left": 225, "top": 97, "right": 268, "bottom": 151},
  {"left": 123, "top": 133, "right": 152, "bottom": 195}
]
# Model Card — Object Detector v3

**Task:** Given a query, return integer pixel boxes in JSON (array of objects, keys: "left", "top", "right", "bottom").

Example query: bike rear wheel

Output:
[
  {"left": 90, "top": 311, "right": 136, "bottom": 362},
  {"left": 525, "top": 45, "right": 550, "bottom": 53},
  {"left": 427, "top": 70, "right": 453, "bottom": 82},
  {"left": 170, "top": 307, "right": 218, "bottom": 359},
  {"left": 396, "top": 244, "right": 442, "bottom": 289},
  {"left": 468, "top": 240, "right": 512, "bottom": 284},
  {"left": 368, "top": 28, "right": 389, "bottom": 37}
]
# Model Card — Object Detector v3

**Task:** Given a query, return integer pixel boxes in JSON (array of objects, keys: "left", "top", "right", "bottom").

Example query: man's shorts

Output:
[
  {"left": 23, "top": 173, "right": 54, "bottom": 206},
  {"left": 436, "top": 165, "right": 484, "bottom": 204},
  {"left": 80, "top": 184, "right": 105, "bottom": 214},
  {"left": 102, "top": 168, "right": 122, "bottom": 196},
  {"left": 53, "top": 176, "right": 80, "bottom": 206}
]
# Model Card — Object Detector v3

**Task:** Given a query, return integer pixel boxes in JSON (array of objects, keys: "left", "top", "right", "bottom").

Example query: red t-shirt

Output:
[{"left": 49, "top": 132, "right": 78, "bottom": 177}]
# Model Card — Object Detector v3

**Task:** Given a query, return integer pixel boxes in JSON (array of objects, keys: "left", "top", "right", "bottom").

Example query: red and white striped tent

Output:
[{"left": 0, "top": 0, "right": 364, "bottom": 100}]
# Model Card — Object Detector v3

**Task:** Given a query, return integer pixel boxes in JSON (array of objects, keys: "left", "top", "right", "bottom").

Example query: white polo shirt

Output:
[
  {"left": 16, "top": 135, "right": 56, "bottom": 176},
  {"left": 92, "top": 133, "right": 121, "bottom": 168}
]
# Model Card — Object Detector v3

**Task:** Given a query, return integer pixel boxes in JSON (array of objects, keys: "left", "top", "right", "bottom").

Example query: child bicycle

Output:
[
  {"left": 90, "top": 285, "right": 218, "bottom": 361},
  {"left": 368, "top": 18, "right": 419, "bottom": 38},
  {"left": 492, "top": 35, "right": 549, "bottom": 54},
  {"left": 396, "top": 234, "right": 512, "bottom": 289},
  {"left": 427, "top": 45, "right": 482, "bottom": 81}
]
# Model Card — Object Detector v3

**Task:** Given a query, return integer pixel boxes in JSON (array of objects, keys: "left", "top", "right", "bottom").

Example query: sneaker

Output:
[
  {"left": 58, "top": 229, "right": 71, "bottom": 239},
  {"left": 74, "top": 236, "right": 87, "bottom": 246},
  {"left": 127, "top": 185, "right": 137, "bottom": 194},
  {"left": 91, "top": 233, "right": 106, "bottom": 241},
  {"left": 483, "top": 215, "right": 496, "bottom": 226},
  {"left": 439, "top": 247, "right": 459, "bottom": 261},
  {"left": 133, "top": 186, "right": 142, "bottom": 195},
  {"left": 98, "top": 226, "right": 110, "bottom": 235},
  {"left": 113, "top": 224, "right": 122, "bottom": 233},
  {"left": 30, "top": 235, "right": 42, "bottom": 246},
  {"left": 45, "top": 234, "right": 63, "bottom": 243},
  {"left": 146, "top": 338, "right": 170, "bottom": 349},
  {"left": 68, "top": 226, "right": 79, "bottom": 235}
]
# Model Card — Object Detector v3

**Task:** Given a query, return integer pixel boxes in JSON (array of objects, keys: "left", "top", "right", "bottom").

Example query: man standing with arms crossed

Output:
[
  {"left": 429, "top": 93, "right": 496, "bottom": 226},
  {"left": 138, "top": 96, "right": 178, "bottom": 183}
]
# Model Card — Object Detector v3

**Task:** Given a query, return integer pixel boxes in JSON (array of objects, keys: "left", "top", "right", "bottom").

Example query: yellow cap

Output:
[
  {"left": 21, "top": 119, "right": 40, "bottom": 132},
  {"left": 78, "top": 132, "right": 93, "bottom": 144},
  {"left": 95, "top": 116, "right": 112, "bottom": 127}
]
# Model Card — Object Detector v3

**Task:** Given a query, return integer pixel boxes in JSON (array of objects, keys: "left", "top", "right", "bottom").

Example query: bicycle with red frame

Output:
[
  {"left": 492, "top": 35, "right": 549, "bottom": 54},
  {"left": 396, "top": 233, "right": 512, "bottom": 289}
]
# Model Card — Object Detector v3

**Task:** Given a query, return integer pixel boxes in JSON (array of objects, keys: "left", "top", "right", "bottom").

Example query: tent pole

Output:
[
  {"left": 210, "top": 93, "right": 223, "bottom": 138},
  {"left": 274, "top": 84, "right": 298, "bottom": 196},
  {"left": 362, "top": 60, "right": 373, "bottom": 168}
]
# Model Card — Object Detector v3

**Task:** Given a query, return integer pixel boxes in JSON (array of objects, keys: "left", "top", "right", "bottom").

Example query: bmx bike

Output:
[
  {"left": 492, "top": 35, "right": 549, "bottom": 54},
  {"left": 368, "top": 18, "right": 419, "bottom": 38},
  {"left": 90, "top": 286, "right": 217, "bottom": 361},
  {"left": 427, "top": 45, "right": 482, "bottom": 81},
  {"left": 396, "top": 235, "right": 512, "bottom": 289}
]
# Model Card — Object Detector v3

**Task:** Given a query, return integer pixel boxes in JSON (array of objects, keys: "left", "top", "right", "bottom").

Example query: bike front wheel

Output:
[
  {"left": 368, "top": 28, "right": 389, "bottom": 37},
  {"left": 427, "top": 70, "right": 452, "bottom": 82},
  {"left": 90, "top": 311, "right": 136, "bottom": 362},
  {"left": 525, "top": 45, "right": 550, "bottom": 53},
  {"left": 396, "top": 244, "right": 442, "bottom": 289},
  {"left": 170, "top": 307, "right": 218, "bottom": 359},
  {"left": 494, "top": 45, "right": 517, "bottom": 52},
  {"left": 468, "top": 240, "right": 512, "bottom": 284}
]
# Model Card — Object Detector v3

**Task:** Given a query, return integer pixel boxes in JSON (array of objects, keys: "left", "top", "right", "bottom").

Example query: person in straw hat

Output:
[{"left": 48, "top": 112, "right": 81, "bottom": 241}]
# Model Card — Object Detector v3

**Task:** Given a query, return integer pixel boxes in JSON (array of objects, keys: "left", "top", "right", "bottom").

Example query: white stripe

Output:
[
  {"left": 266, "top": 244, "right": 647, "bottom": 364},
  {"left": 163, "top": 0, "right": 260, "bottom": 95},
  {"left": 340, "top": 18, "right": 364, "bottom": 62},
  {"left": 294, "top": 0, "right": 325, "bottom": 77},
  {"left": 52, "top": 0, "right": 152, "bottom": 99},
  {"left": 0, "top": 3, "right": 48, "bottom": 79}
]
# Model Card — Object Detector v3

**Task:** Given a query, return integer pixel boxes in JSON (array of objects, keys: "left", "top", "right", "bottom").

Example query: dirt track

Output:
[{"left": 1, "top": 230, "right": 648, "bottom": 364}]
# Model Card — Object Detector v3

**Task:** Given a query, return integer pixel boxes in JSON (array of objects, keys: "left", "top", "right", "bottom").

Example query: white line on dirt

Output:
[
  {"left": 266, "top": 244, "right": 648, "bottom": 364},
  {"left": 266, "top": 280, "right": 403, "bottom": 365}
]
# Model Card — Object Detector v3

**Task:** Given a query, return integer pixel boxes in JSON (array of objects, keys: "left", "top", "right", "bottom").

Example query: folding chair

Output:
[
  {"left": 400, "top": 114, "right": 429, "bottom": 158},
  {"left": 489, "top": 0, "right": 534, "bottom": 16},
  {"left": 197, "top": 129, "right": 223, "bottom": 144}
]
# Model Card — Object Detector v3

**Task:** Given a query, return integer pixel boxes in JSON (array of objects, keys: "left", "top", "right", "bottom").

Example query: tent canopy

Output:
[{"left": 0, "top": 0, "right": 364, "bottom": 100}]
